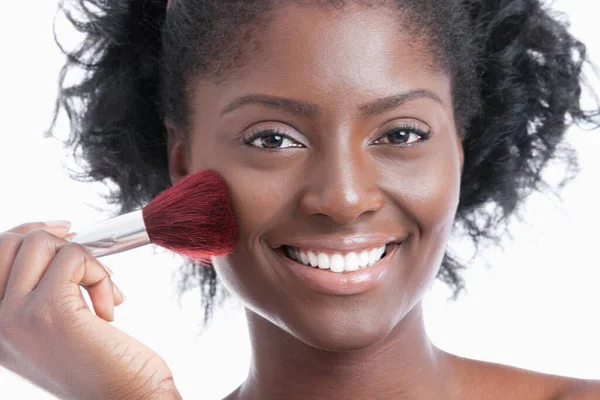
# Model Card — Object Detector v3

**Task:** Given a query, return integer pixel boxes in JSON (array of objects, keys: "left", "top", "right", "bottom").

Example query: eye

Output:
[
  {"left": 243, "top": 129, "right": 305, "bottom": 150},
  {"left": 373, "top": 124, "right": 432, "bottom": 146}
]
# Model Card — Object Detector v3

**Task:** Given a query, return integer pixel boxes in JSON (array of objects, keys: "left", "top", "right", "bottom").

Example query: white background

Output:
[{"left": 0, "top": 1, "right": 599, "bottom": 399}]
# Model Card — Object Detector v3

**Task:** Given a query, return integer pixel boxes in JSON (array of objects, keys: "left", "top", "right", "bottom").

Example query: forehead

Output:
[{"left": 194, "top": 3, "right": 452, "bottom": 115}]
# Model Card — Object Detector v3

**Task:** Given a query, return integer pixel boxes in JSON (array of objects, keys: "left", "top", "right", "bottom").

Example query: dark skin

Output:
[{"left": 167, "top": 4, "right": 599, "bottom": 400}]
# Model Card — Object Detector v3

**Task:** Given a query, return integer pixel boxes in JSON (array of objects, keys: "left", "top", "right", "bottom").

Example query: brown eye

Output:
[
  {"left": 258, "top": 134, "right": 285, "bottom": 148},
  {"left": 375, "top": 125, "right": 432, "bottom": 146},
  {"left": 388, "top": 129, "right": 417, "bottom": 144},
  {"left": 244, "top": 129, "right": 304, "bottom": 149}
]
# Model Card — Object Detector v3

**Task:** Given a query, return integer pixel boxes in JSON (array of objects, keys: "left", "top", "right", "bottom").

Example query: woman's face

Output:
[{"left": 170, "top": 4, "right": 463, "bottom": 350}]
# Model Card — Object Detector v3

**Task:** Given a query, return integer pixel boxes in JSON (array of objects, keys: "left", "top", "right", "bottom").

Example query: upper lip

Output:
[{"left": 272, "top": 235, "right": 404, "bottom": 253}]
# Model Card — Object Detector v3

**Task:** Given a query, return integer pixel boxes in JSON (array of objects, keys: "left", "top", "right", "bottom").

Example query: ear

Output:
[{"left": 166, "top": 120, "right": 189, "bottom": 186}]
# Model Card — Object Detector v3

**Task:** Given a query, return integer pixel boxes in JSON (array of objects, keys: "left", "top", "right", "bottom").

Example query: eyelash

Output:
[
  {"left": 242, "top": 123, "right": 433, "bottom": 150},
  {"left": 242, "top": 129, "right": 304, "bottom": 150},
  {"left": 372, "top": 123, "right": 433, "bottom": 147}
]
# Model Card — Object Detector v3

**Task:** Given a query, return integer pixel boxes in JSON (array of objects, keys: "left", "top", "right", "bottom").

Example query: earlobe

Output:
[{"left": 166, "top": 120, "right": 189, "bottom": 185}]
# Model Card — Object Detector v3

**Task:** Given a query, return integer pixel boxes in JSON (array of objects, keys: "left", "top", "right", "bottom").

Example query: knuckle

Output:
[
  {"left": 24, "top": 229, "right": 58, "bottom": 248},
  {"left": 0, "top": 232, "right": 24, "bottom": 252},
  {"left": 60, "top": 241, "right": 85, "bottom": 253},
  {"left": 57, "top": 242, "right": 89, "bottom": 262}
]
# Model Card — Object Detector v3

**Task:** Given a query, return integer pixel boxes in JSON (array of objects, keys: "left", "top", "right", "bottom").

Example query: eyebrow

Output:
[{"left": 220, "top": 89, "right": 444, "bottom": 118}]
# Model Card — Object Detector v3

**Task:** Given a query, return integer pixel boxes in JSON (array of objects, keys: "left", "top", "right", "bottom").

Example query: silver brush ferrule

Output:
[{"left": 69, "top": 209, "right": 151, "bottom": 258}]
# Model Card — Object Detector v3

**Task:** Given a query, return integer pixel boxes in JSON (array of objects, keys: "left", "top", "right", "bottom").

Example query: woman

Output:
[{"left": 0, "top": 0, "right": 598, "bottom": 398}]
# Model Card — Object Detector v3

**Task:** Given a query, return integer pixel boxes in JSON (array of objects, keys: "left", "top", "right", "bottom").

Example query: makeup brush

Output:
[{"left": 69, "top": 169, "right": 238, "bottom": 262}]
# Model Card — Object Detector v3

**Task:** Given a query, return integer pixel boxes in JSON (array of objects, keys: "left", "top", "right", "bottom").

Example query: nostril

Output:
[{"left": 298, "top": 182, "right": 384, "bottom": 225}]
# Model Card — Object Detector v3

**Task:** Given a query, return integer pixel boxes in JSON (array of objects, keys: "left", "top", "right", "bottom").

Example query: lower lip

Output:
[{"left": 274, "top": 243, "right": 401, "bottom": 296}]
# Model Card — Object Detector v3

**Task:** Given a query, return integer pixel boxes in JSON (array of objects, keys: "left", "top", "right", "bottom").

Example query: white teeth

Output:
[
  {"left": 287, "top": 245, "right": 388, "bottom": 273},
  {"left": 369, "top": 249, "right": 379, "bottom": 266},
  {"left": 358, "top": 251, "right": 370, "bottom": 268},
  {"left": 300, "top": 252, "right": 309, "bottom": 265},
  {"left": 317, "top": 253, "right": 330, "bottom": 269},
  {"left": 330, "top": 254, "right": 344, "bottom": 273},
  {"left": 307, "top": 251, "right": 318, "bottom": 267},
  {"left": 344, "top": 252, "right": 359, "bottom": 271}
]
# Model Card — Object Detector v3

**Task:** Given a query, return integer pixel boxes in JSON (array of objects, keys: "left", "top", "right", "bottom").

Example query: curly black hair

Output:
[{"left": 47, "top": 0, "right": 599, "bottom": 328}]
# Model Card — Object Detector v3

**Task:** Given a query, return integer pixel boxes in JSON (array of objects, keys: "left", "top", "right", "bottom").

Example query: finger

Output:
[
  {"left": 85, "top": 261, "right": 125, "bottom": 307},
  {"left": 6, "top": 221, "right": 71, "bottom": 236},
  {"left": 36, "top": 242, "right": 116, "bottom": 322},
  {"left": 4, "top": 230, "right": 63, "bottom": 301},
  {"left": 0, "top": 232, "right": 25, "bottom": 302},
  {"left": 97, "top": 262, "right": 125, "bottom": 306},
  {"left": 77, "top": 286, "right": 91, "bottom": 312},
  {"left": 63, "top": 232, "right": 78, "bottom": 241},
  {"left": 112, "top": 281, "right": 126, "bottom": 306}
]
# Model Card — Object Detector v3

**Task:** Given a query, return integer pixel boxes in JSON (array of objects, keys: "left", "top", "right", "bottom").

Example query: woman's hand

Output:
[{"left": 0, "top": 221, "right": 182, "bottom": 400}]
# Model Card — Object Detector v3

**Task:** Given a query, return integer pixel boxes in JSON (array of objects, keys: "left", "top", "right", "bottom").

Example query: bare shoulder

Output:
[
  {"left": 444, "top": 351, "right": 600, "bottom": 400},
  {"left": 555, "top": 379, "right": 600, "bottom": 399}
]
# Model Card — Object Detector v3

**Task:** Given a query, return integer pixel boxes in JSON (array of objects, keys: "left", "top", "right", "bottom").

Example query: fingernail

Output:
[
  {"left": 64, "top": 232, "right": 78, "bottom": 241},
  {"left": 100, "top": 262, "right": 113, "bottom": 276},
  {"left": 45, "top": 220, "right": 71, "bottom": 229},
  {"left": 112, "top": 282, "right": 126, "bottom": 302}
]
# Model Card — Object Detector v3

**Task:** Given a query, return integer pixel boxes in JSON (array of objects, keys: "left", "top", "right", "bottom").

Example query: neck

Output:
[{"left": 236, "top": 301, "right": 455, "bottom": 400}]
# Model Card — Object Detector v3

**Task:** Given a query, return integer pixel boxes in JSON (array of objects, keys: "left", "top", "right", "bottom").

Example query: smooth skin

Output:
[
  {"left": 165, "top": 3, "right": 599, "bottom": 400},
  {"left": 1, "top": 3, "right": 598, "bottom": 400},
  {"left": 0, "top": 222, "right": 181, "bottom": 400}
]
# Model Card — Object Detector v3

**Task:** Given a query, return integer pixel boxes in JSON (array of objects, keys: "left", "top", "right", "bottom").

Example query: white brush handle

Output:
[{"left": 69, "top": 209, "right": 151, "bottom": 258}]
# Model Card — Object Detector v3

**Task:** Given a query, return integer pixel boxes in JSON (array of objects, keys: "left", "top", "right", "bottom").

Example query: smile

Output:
[
  {"left": 283, "top": 244, "right": 389, "bottom": 273},
  {"left": 273, "top": 241, "right": 402, "bottom": 295}
]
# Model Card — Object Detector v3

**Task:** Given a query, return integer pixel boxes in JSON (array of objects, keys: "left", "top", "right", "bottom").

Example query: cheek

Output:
[
  {"left": 383, "top": 144, "right": 462, "bottom": 286},
  {"left": 390, "top": 140, "right": 462, "bottom": 232},
  {"left": 187, "top": 132, "right": 302, "bottom": 306},
  {"left": 406, "top": 168, "right": 460, "bottom": 230},
  {"left": 190, "top": 143, "right": 298, "bottom": 245},
  {"left": 226, "top": 168, "right": 296, "bottom": 239},
  {"left": 209, "top": 167, "right": 298, "bottom": 311}
]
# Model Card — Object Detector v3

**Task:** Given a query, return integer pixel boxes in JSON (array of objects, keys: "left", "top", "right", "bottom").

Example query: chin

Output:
[{"left": 276, "top": 297, "right": 410, "bottom": 353}]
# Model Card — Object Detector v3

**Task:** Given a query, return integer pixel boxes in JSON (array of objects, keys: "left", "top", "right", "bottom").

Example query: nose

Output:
[{"left": 298, "top": 145, "right": 384, "bottom": 225}]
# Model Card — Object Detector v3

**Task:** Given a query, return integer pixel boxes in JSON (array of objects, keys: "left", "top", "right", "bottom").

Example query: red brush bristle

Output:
[{"left": 142, "top": 170, "right": 238, "bottom": 262}]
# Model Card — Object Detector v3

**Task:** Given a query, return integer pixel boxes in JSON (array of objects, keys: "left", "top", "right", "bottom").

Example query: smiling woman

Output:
[{"left": 8, "top": 0, "right": 599, "bottom": 399}]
